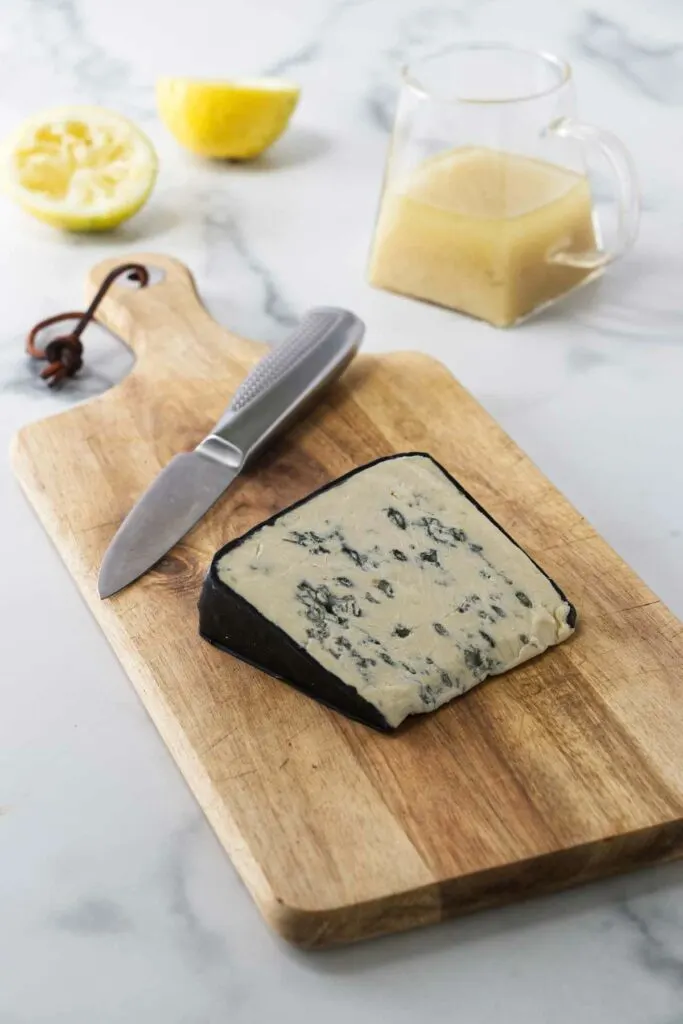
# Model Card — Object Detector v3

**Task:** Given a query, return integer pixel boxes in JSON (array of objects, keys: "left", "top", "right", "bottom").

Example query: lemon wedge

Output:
[
  {"left": 0, "top": 106, "right": 157, "bottom": 231},
  {"left": 156, "top": 77, "right": 300, "bottom": 159}
]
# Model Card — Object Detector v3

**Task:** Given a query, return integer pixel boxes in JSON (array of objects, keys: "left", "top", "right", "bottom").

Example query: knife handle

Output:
[
  {"left": 228, "top": 308, "right": 355, "bottom": 413},
  {"left": 202, "top": 307, "right": 364, "bottom": 466}
]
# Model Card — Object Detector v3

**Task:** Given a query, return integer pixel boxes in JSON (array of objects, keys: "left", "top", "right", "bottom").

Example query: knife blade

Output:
[{"left": 98, "top": 307, "right": 364, "bottom": 598}]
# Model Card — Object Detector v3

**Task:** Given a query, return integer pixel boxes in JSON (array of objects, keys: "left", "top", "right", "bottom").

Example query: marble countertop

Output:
[{"left": 2, "top": 0, "right": 683, "bottom": 1020}]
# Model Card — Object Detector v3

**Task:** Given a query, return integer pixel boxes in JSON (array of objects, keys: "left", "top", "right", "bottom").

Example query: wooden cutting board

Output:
[{"left": 11, "top": 253, "right": 683, "bottom": 949}]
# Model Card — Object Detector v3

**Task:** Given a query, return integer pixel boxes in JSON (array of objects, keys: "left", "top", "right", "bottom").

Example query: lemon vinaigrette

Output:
[{"left": 369, "top": 147, "right": 598, "bottom": 327}]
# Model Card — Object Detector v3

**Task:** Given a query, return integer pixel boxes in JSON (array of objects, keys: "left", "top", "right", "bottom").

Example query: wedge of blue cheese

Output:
[{"left": 199, "top": 453, "right": 576, "bottom": 731}]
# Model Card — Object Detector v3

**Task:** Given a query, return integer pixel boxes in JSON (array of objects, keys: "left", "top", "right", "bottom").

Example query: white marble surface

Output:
[{"left": 2, "top": 0, "right": 683, "bottom": 1019}]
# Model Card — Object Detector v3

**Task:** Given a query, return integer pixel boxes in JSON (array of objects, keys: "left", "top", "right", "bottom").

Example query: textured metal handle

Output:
[
  {"left": 201, "top": 306, "right": 364, "bottom": 467},
  {"left": 229, "top": 309, "right": 346, "bottom": 413}
]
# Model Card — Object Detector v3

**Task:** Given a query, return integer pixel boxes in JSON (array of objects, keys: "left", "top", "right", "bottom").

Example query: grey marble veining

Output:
[
  {"left": 578, "top": 11, "right": 683, "bottom": 105},
  {"left": 617, "top": 899, "right": 683, "bottom": 992},
  {"left": 201, "top": 189, "right": 299, "bottom": 335},
  {"left": 2, "top": 0, "right": 683, "bottom": 1021},
  {"left": 17, "top": 0, "right": 155, "bottom": 119}
]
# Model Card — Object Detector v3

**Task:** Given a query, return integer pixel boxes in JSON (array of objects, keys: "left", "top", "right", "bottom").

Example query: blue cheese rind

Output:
[{"left": 199, "top": 453, "right": 576, "bottom": 730}]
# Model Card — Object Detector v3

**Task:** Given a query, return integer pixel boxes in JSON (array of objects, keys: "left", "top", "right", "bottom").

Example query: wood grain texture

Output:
[{"left": 11, "top": 253, "right": 683, "bottom": 948}]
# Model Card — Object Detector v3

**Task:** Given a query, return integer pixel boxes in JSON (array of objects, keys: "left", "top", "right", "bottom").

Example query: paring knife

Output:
[{"left": 98, "top": 307, "right": 364, "bottom": 598}]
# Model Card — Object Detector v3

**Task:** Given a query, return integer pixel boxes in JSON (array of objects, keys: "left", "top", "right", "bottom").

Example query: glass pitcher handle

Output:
[{"left": 547, "top": 116, "right": 640, "bottom": 271}]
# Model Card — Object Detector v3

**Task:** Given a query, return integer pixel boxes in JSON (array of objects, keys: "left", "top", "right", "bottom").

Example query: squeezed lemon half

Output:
[
  {"left": 156, "top": 77, "right": 300, "bottom": 159},
  {"left": 0, "top": 106, "right": 158, "bottom": 231}
]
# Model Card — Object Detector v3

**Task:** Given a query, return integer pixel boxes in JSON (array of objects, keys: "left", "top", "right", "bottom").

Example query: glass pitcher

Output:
[{"left": 368, "top": 44, "right": 640, "bottom": 327}]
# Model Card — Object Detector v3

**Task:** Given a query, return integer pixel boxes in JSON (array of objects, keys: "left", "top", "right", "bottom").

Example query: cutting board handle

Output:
[{"left": 87, "top": 252, "right": 264, "bottom": 378}]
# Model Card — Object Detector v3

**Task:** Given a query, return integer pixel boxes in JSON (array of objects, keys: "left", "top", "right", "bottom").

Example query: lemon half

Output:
[
  {"left": 0, "top": 106, "right": 157, "bottom": 231},
  {"left": 156, "top": 77, "right": 300, "bottom": 159}
]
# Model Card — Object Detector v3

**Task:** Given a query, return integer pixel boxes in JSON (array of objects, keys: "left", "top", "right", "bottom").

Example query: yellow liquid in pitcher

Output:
[{"left": 369, "top": 148, "right": 597, "bottom": 327}]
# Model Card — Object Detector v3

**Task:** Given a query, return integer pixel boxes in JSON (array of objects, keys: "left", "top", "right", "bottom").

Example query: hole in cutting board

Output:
[
  {"left": 116, "top": 264, "right": 166, "bottom": 289},
  {"left": 1, "top": 265, "right": 167, "bottom": 411},
  {"left": 1, "top": 318, "right": 134, "bottom": 410},
  {"left": 71, "top": 320, "right": 135, "bottom": 392}
]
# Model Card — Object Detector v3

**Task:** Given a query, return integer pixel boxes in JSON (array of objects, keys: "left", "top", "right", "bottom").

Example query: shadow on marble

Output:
[
  {"left": 52, "top": 897, "right": 133, "bottom": 937},
  {"left": 532, "top": 254, "right": 683, "bottom": 342},
  {"left": 174, "top": 127, "right": 331, "bottom": 177},
  {"left": 286, "top": 860, "right": 683, "bottom": 973},
  {"left": 109, "top": 203, "right": 186, "bottom": 245},
  {"left": 228, "top": 127, "right": 332, "bottom": 172},
  {"left": 51, "top": 203, "right": 186, "bottom": 249}
]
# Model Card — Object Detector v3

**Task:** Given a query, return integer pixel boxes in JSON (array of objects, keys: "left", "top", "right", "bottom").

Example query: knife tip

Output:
[
  {"left": 97, "top": 577, "right": 117, "bottom": 600},
  {"left": 97, "top": 562, "right": 126, "bottom": 600}
]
